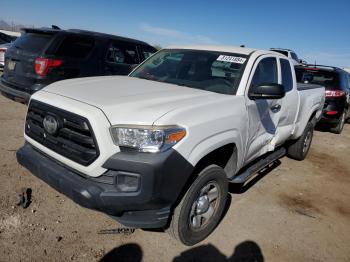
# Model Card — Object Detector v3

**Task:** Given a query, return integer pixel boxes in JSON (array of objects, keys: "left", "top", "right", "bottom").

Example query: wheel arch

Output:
[
  {"left": 185, "top": 130, "right": 242, "bottom": 178},
  {"left": 293, "top": 106, "right": 321, "bottom": 138},
  {"left": 192, "top": 143, "right": 238, "bottom": 179}
]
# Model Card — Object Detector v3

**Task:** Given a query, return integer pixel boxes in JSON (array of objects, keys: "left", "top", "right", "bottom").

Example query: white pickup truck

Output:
[{"left": 16, "top": 45, "right": 325, "bottom": 245}]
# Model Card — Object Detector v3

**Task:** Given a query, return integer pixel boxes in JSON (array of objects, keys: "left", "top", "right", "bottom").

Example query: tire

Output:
[
  {"left": 167, "top": 165, "right": 228, "bottom": 246},
  {"left": 330, "top": 110, "right": 347, "bottom": 134},
  {"left": 287, "top": 122, "right": 314, "bottom": 161}
]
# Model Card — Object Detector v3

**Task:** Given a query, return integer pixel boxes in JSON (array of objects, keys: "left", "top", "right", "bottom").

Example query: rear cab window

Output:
[{"left": 280, "top": 59, "right": 293, "bottom": 92}]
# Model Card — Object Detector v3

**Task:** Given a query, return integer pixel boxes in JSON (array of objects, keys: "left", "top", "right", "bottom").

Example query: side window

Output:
[
  {"left": 141, "top": 45, "right": 156, "bottom": 60},
  {"left": 55, "top": 36, "right": 94, "bottom": 58},
  {"left": 106, "top": 42, "right": 139, "bottom": 64},
  {"left": 280, "top": 59, "right": 293, "bottom": 92},
  {"left": 250, "top": 57, "right": 278, "bottom": 89},
  {"left": 341, "top": 71, "right": 350, "bottom": 90}
]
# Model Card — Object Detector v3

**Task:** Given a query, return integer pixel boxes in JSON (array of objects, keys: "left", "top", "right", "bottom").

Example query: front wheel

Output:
[
  {"left": 287, "top": 122, "right": 314, "bottom": 161},
  {"left": 167, "top": 165, "right": 228, "bottom": 246}
]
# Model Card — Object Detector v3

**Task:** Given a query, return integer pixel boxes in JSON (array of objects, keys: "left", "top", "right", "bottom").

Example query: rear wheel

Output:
[
  {"left": 287, "top": 122, "right": 314, "bottom": 161},
  {"left": 167, "top": 165, "right": 228, "bottom": 246},
  {"left": 330, "top": 110, "right": 346, "bottom": 134}
]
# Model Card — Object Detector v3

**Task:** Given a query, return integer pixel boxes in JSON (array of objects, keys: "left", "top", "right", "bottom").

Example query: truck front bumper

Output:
[{"left": 17, "top": 143, "right": 194, "bottom": 228}]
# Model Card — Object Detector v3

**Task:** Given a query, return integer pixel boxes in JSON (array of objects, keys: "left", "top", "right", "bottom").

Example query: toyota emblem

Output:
[{"left": 43, "top": 115, "right": 59, "bottom": 135}]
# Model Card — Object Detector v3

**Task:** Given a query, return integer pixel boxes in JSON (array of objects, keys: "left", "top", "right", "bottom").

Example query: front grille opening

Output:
[{"left": 25, "top": 100, "right": 99, "bottom": 166}]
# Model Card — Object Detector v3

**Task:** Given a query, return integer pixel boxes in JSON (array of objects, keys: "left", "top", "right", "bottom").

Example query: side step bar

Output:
[{"left": 229, "top": 147, "right": 286, "bottom": 184}]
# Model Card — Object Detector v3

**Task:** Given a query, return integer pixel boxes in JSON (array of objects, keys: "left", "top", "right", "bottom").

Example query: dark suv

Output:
[
  {"left": 295, "top": 65, "right": 350, "bottom": 134},
  {"left": 0, "top": 27, "right": 157, "bottom": 103}
]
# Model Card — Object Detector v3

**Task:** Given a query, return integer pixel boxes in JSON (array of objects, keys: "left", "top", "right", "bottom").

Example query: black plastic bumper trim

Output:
[{"left": 16, "top": 143, "right": 194, "bottom": 228}]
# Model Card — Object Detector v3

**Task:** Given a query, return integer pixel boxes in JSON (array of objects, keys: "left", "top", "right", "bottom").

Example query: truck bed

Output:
[{"left": 292, "top": 83, "right": 325, "bottom": 139}]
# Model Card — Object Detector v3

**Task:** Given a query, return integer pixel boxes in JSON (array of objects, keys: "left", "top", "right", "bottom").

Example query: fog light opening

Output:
[{"left": 116, "top": 173, "right": 140, "bottom": 192}]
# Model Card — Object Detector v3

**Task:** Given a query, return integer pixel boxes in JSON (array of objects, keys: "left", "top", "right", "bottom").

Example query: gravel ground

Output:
[{"left": 0, "top": 94, "right": 349, "bottom": 262}]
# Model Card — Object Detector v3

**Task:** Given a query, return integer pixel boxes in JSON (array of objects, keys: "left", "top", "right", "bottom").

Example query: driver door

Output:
[{"left": 244, "top": 56, "right": 283, "bottom": 164}]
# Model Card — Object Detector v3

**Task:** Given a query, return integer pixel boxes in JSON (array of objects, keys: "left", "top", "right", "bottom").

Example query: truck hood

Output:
[{"left": 42, "top": 76, "right": 217, "bottom": 125}]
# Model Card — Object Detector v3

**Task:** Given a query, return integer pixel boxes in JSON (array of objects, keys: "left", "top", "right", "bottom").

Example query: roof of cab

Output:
[
  {"left": 270, "top": 48, "right": 295, "bottom": 52},
  {"left": 166, "top": 45, "right": 257, "bottom": 55},
  {"left": 165, "top": 44, "right": 275, "bottom": 56}
]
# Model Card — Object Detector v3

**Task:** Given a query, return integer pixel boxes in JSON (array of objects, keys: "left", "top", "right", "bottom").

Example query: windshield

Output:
[{"left": 130, "top": 49, "right": 248, "bottom": 95}]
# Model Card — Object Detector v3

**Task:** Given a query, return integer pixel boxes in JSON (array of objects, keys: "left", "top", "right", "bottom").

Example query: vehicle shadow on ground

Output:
[
  {"left": 100, "top": 161, "right": 276, "bottom": 262},
  {"left": 314, "top": 124, "right": 332, "bottom": 133},
  {"left": 100, "top": 241, "right": 264, "bottom": 262},
  {"left": 314, "top": 121, "right": 350, "bottom": 133}
]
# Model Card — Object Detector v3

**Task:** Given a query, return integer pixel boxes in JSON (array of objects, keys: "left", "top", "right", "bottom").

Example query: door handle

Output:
[{"left": 270, "top": 104, "right": 281, "bottom": 113}]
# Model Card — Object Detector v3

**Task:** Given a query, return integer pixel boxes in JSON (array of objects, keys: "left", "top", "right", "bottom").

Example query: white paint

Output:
[
  {"left": 0, "top": 30, "right": 21, "bottom": 37},
  {"left": 27, "top": 45, "right": 325, "bottom": 177}
]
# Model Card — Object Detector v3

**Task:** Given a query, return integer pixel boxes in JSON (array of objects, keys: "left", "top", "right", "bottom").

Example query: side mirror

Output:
[{"left": 249, "top": 83, "right": 285, "bottom": 100}]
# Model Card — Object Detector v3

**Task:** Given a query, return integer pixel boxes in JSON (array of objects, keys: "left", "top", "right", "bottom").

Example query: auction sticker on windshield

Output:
[{"left": 217, "top": 55, "right": 246, "bottom": 64}]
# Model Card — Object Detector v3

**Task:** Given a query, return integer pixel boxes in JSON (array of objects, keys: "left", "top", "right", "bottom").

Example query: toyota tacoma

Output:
[{"left": 16, "top": 46, "right": 325, "bottom": 245}]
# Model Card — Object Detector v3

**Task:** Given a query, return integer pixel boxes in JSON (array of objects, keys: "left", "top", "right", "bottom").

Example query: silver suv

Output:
[{"left": 270, "top": 48, "right": 300, "bottom": 65}]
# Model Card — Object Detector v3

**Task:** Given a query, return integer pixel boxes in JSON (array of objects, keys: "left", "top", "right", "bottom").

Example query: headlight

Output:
[{"left": 110, "top": 125, "right": 186, "bottom": 153}]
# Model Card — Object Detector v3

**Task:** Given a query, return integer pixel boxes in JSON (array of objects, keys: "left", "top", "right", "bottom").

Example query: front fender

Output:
[{"left": 185, "top": 129, "right": 244, "bottom": 171}]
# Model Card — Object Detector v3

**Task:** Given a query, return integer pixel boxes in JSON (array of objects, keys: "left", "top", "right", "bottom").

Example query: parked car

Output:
[
  {"left": 16, "top": 46, "right": 325, "bottom": 245},
  {"left": 0, "top": 27, "right": 157, "bottom": 103},
  {"left": 270, "top": 48, "right": 301, "bottom": 65},
  {"left": 295, "top": 64, "right": 350, "bottom": 133},
  {"left": 0, "top": 31, "right": 19, "bottom": 71},
  {"left": 0, "top": 43, "right": 10, "bottom": 70},
  {"left": 0, "top": 43, "right": 15, "bottom": 70},
  {"left": 0, "top": 31, "right": 18, "bottom": 45}
]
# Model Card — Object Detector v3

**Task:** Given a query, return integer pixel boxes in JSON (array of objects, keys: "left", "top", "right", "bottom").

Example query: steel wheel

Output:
[
  {"left": 167, "top": 165, "right": 228, "bottom": 246},
  {"left": 189, "top": 182, "right": 219, "bottom": 230},
  {"left": 302, "top": 130, "right": 312, "bottom": 153}
]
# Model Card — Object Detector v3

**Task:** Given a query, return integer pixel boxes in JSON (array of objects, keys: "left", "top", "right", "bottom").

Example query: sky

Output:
[{"left": 1, "top": 0, "right": 350, "bottom": 68}]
